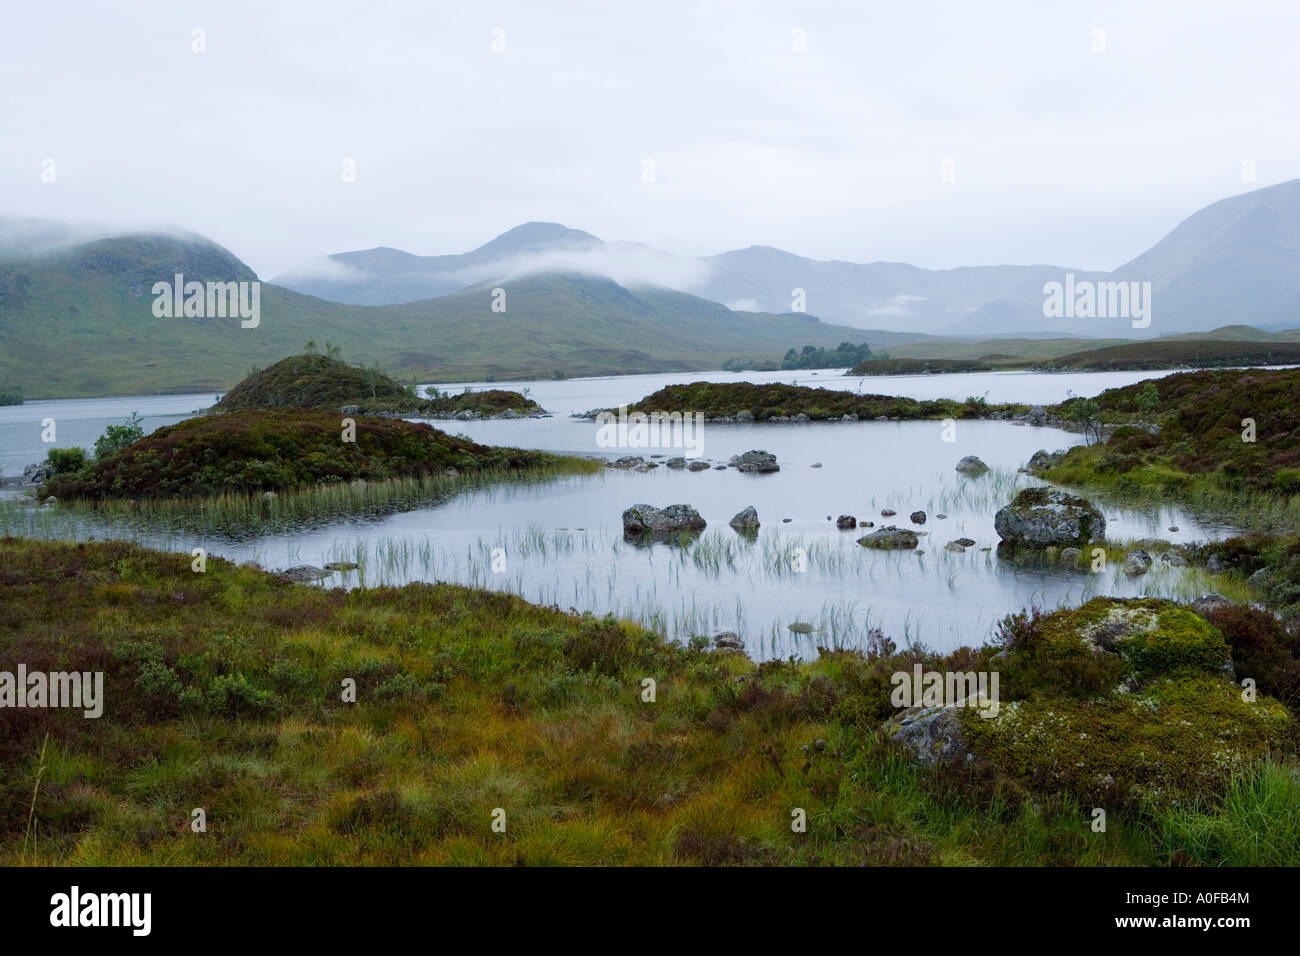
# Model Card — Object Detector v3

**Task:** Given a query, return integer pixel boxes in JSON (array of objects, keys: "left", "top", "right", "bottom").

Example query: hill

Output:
[
  {"left": 0, "top": 227, "right": 879, "bottom": 398},
  {"left": 42, "top": 409, "right": 570, "bottom": 500},
  {"left": 1044, "top": 367, "right": 1300, "bottom": 500},
  {"left": 1050, "top": 339, "right": 1300, "bottom": 371}
]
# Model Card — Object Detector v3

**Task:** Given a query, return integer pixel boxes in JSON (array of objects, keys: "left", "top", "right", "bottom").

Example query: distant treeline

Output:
[
  {"left": 849, "top": 358, "right": 995, "bottom": 376},
  {"left": 0, "top": 388, "right": 22, "bottom": 406},
  {"left": 723, "top": 342, "right": 877, "bottom": 372}
]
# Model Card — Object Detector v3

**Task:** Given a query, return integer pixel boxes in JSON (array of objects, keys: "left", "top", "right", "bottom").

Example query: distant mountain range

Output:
[
  {"left": 3, "top": 178, "right": 1300, "bottom": 398},
  {"left": 0, "top": 228, "right": 883, "bottom": 398},
  {"left": 275, "top": 179, "right": 1300, "bottom": 337}
]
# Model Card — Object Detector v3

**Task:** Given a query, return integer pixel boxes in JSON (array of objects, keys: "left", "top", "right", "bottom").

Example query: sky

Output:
[{"left": 3, "top": 0, "right": 1299, "bottom": 279}]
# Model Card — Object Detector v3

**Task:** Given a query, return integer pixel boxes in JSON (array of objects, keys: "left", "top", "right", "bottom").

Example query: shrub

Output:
[
  {"left": 94, "top": 412, "right": 144, "bottom": 460},
  {"left": 46, "top": 447, "right": 88, "bottom": 475}
]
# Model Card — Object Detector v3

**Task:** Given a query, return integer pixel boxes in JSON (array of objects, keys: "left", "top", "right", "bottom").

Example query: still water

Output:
[{"left": 0, "top": 367, "right": 1234, "bottom": 656}]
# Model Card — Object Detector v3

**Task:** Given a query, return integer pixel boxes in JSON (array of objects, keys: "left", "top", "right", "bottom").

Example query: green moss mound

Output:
[
  {"left": 43, "top": 409, "right": 568, "bottom": 499},
  {"left": 215, "top": 354, "right": 411, "bottom": 411},
  {"left": 213, "top": 354, "right": 541, "bottom": 417},
  {"left": 628, "top": 381, "right": 1019, "bottom": 421}
]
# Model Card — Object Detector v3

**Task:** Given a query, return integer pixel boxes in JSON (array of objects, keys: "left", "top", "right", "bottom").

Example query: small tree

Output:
[
  {"left": 94, "top": 412, "right": 144, "bottom": 460},
  {"left": 1070, "top": 398, "right": 1105, "bottom": 445},
  {"left": 1137, "top": 382, "right": 1160, "bottom": 416}
]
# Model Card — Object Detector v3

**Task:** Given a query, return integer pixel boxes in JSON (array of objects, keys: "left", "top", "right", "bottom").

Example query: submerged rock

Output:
[
  {"left": 955, "top": 455, "right": 990, "bottom": 475},
  {"left": 728, "top": 505, "right": 760, "bottom": 532},
  {"left": 666, "top": 457, "right": 687, "bottom": 469},
  {"left": 607, "top": 456, "right": 645, "bottom": 470},
  {"left": 993, "top": 487, "right": 1106, "bottom": 548},
  {"left": 881, "top": 508, "right": 897, "bottom": 517},
  {"left": 836, "top": 515, "right": 857, "bottom": 530},
  {"left": 687, "top": 460, "right": 711, "bottom": 472},
  {"left": 622, "top": 503, "right": 707, "bottom": 537},
  {"left": 857, "top": 526, "right": 919, "bottom": 550},
  {"left": 909, "top": 510, "right": 927, "bottom": 525}
]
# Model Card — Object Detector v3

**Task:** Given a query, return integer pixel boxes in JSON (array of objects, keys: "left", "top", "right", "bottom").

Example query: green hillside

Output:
[{"left": 0, "top": 233, "right": 880, "bottom": 398}]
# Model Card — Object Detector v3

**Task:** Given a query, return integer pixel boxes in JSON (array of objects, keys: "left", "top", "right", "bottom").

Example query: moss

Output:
[
  {"left": 961, "top": 676, "right": 1293, "bottom": 806},
  {"left": 1114, "top": 609, "right": 1231, "bottom": 680}
]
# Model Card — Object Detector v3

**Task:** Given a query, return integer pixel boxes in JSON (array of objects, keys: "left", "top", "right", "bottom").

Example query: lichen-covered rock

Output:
[
  {"left": 890, "top": 706, "right": 971, "bottom": 766},
  {"left": 1123, "top": 549, "right": 1153, "bottom": 576},
  {"left": 857, "top": 526, "right": 919, "bottom": 550},
  {"left": 622, "top": 503, "right": 707, "bottom": 537},
  {"left": 1022, "top": 449, "right": 1066, "bottom": 474},
  {"left": 993, "top": 487, "right": 1106, "bottom": 548}
]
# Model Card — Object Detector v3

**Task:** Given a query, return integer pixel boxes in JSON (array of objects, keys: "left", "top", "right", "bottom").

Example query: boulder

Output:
[
  {"left": 1123, "top": 550, "right": 1153, "bottom": 577},
  {"left": 728, "top": 506, "right": 760, "bottom": 532},
  {"left": 857, "top": 526, "right": 919, "bottom": 550},
  {"left": 607, "top": 456, "right": 645, "bottom": 470},
  {"left": 687, "top": 460, "right": 710, "bottom": 471},
  {"left": 993, "top": 487, "right": 1106, "bottom": 548},
  {"left": 713, "top": 632, "right": 745, "bottom": 651},
  {"left": 622, "top": 503, "right": 707, "bottom": 537},
  {"left": 836, "top": 515, "right": 857, "bottom": 530},
  {"left": 889, "top": 706, "right": 972, "bottom": 766},
  {"left": 729, "top": 450, "right": 779, "bottom": 473},
  {"left": 955, "top": 455, "right": 990, "bottom": 475},
  {"left": 20, "top": 461, "right": 53, "bottom": 487},
  {"left": 881, "top": 508, "right": 896, "bottom": 517},
  {"left": 280, "top": 565, "right": 330, "bottom": 583},
  {"left": 735, "top": 410, "right": 755, "bottom": 423},
  {"left": 1022, "top": 449, "right": 1065, "bottom": 474},
  {"left": 1026, "top": 405, "right": 1047, "bottom": 425},
  {"left": 909, "top": 510, "right": 927, "bottom": 525},
  {"left": 1191, "top": 593, "right": 1233, "bottom": 617},
  {"left": 666, "top": 457, "right": 687, "bottom": 469}
]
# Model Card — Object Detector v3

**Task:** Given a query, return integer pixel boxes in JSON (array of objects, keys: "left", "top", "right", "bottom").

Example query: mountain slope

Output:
[
  {"left": 275, "top": 180, "right": 1300, "bottom": 337},
  {"left": 0, "top": 228, "right": 884, "bottom": 398}
]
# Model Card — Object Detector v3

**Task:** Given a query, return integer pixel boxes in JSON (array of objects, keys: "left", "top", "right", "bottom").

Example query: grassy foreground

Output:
[{"left": 2, "top": 538, "right": 1297, "bottom": 866}]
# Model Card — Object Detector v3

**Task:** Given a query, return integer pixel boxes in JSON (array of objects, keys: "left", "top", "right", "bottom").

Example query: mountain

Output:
[
  {"left": 272, "top": 222, "right": 603, "bottom": 305},
  {"left": 0, "top": 225, "right": 887, "bottom": 398},
  {"left": 276, "top": 180, "right": 1300, "bottom": 337},
  {"left": 1111, "top": 178, "right": 1300, "bottom": 333}
]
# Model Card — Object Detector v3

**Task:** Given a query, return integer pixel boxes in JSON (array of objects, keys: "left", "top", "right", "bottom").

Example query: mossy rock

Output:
[{"left": 960, "top": 676, "right": 1293, "bottom": 806}]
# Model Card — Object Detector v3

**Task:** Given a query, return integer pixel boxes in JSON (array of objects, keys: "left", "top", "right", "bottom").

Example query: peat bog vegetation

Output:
[
  {"left": 2, "top": 538, "right": 1298, "bottom": 866},
  {"left": 6, "top": 363, "right": 1300, "bottom": 866}
]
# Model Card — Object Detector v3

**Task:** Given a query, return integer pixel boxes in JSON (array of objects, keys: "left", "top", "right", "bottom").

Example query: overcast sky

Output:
[{"left": 3, "top": 0, "right": 1299, "bottom": 278}]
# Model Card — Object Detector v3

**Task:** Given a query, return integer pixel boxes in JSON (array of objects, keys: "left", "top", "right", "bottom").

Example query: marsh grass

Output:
[{"left": 2, "top": 537, "right": 1293, "bottom": 867}]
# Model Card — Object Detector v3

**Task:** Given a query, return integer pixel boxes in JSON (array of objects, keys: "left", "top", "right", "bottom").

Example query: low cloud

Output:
[
  {"left": 274, "top": 256, "right": 368, "bottom": 283},
  {"left": 725, "top": 297, "right": 762, "bottom": 312},
  {"left": 451, "top": 245, "right": 713, "bottom": 293},
  {"left": 867, "top": 293, "right": 925, "bottom": 317}
]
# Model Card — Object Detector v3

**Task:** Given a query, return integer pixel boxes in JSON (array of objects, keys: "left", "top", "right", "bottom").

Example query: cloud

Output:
[
  {"left": 725, "top": 297, "right": 762, "bottom": 312},
  {"left": 867, "top": 294, "right": 925, "bottom": 317},
  {"left": 449, "top": 245, "right": 713, "bottom": 293},
  {"left": 273, "top": 256, "right": 368, "bottom": 284}
]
